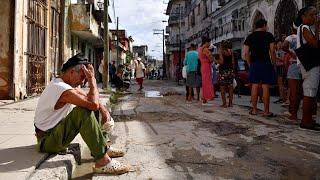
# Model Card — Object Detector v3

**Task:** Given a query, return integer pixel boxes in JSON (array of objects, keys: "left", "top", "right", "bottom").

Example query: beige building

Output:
[{"left": 0, "top": 0, "right": 111, "bottom": 100}]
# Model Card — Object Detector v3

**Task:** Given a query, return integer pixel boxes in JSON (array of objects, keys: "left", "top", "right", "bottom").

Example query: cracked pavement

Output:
[{"left": 74, "top": 80, "right": 320, "bottom": 180}]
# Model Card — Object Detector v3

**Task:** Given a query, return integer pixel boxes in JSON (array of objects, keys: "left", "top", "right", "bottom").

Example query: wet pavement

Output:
[{"left": 73, "top": 80, "right": 320, "bottom": 180}]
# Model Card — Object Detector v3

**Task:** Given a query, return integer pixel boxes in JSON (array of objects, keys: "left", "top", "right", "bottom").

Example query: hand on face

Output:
[{"left": 81, "top": 64, "right": 94, "bottom": 79}]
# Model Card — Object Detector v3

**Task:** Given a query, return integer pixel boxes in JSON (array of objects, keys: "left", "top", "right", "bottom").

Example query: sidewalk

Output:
[
  {"left": 0, "top": 85, "right": 112, "bottom": 179},
  {"left": 232, "top": 94, "right": 320, "bottom": 123},
  {"left": 0, "top": 97, "right": 43, "bottom": 179}
]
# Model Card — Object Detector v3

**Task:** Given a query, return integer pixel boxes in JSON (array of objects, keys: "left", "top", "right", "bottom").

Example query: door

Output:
[{"left": 25, "top": 0, "right": 48, "bottom": 95}]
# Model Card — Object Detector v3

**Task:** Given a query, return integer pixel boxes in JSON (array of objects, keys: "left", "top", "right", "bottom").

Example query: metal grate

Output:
[{"left": 25, "top": 0, "right": 48, "bottom": 95}]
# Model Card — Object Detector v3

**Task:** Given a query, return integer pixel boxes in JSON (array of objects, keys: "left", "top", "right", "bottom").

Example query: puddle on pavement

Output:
[{"left": 145, "top": 91, "right": 163, "bottom": 98}]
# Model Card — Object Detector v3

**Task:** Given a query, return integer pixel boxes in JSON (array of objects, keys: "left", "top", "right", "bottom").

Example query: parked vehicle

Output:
[{"left": 235, "top": 59, "right": 250, "bottom": 94}]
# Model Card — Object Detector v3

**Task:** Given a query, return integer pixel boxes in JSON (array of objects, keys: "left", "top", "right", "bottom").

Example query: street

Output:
[{"left": 74, "top": 80, "right": 320, "bottom": 179}]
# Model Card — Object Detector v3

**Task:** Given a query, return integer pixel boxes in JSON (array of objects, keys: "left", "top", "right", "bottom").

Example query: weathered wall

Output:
[
  {"left": 0, "top": 0, "right": 13, "bottom": 99},
  {"left": 63, "top": 0, "right": 73, "bottom": 62}
]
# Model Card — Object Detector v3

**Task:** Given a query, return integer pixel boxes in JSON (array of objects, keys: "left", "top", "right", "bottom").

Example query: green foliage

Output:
[{"left": 126, "top": 52, "right": 134, "bottom": 64}]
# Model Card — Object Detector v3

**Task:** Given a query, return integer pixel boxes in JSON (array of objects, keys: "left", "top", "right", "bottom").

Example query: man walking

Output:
[
  {"left": 184, "top": 43, "right": 201, "bottom": 101},
  {"left": 135, "top": 57, "right": 145, "bottom": 91},
  {"left": 243, "top": 19, "right": 277, "bottom": 117},
  {"left": 34, "top": 54, "right": 130, "bottom": 174}
]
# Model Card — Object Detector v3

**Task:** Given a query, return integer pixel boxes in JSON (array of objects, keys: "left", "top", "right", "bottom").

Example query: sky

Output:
[{"left": 109, "top": 0, "right": 169, "bottom": 60}]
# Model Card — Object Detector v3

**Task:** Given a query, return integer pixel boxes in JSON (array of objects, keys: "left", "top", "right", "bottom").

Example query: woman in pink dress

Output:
[{"left": 198, "top": 36, "right": 215, "bottom": 104}]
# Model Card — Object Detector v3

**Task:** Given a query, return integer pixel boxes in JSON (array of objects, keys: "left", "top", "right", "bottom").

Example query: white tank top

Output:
[{"left": 34, "top": 78, "right": 74, "bottom": 131}]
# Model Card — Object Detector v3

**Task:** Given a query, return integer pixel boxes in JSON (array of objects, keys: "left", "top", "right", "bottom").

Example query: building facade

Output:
[
  {"left": 133, "top": 45, "right": 149, "bottom": 63},
  {"left": 110, "top": 30, "right": 134, "bottom": 66},
  {"left": 165, "top": 0, "right": 187, "bottom": 80},
  {"left": 0, "top": 0, "right": 112, "bottom": 100},
  {"left": 166, "top": 0, "right": 316, "bottom": 79}
]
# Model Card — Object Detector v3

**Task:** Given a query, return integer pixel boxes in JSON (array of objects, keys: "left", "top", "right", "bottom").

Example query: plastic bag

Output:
[
  {"left": 233, "top": 78, "right": 237, "bottom": 89},
  {"left": 182, "top": 66, "right": 187, "bottom": 79}
]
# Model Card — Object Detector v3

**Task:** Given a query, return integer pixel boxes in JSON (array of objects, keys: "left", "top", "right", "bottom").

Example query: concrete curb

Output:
[{"left": 28, "top": 143, "right": 81, "bottom": 180}]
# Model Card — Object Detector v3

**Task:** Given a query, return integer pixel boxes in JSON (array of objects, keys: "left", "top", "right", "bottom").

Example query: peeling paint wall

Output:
[
  {"left": 63, "top": 0, "right": 73, "bottom": 62},
  {"left": 0, "top": 0, "right": 13, "bottom": 99},
  {"left": 70, "top": 4, "right": 90, "bottom": 31}
]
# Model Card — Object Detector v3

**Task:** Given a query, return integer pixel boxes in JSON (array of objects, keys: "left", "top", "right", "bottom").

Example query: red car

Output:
[{"left": 235, "top": 59, "right": 250, "bottom": 94}]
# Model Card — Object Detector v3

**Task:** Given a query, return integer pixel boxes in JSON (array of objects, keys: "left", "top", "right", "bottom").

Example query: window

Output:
[
  {"left": 218, "top": 0, "right": 226, "bottom": 6},
  {"left": 191, "top": 10, "right": 195, "bottom": 26},
  {"left": 203, "top": 0, "right": 208, "bottom": 18}
]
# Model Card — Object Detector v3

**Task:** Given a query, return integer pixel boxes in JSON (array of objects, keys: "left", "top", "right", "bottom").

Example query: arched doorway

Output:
[
  {"left": 251, "top": 10, "right": 265, "bottom": 31},
  {"left": 274, "top": 0, "right": 298, "bottom": 39}
]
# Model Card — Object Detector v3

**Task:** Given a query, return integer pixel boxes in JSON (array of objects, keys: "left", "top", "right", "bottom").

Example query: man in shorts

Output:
[{"left": 243, "top": 19, "right": 277, "bottom": 117}]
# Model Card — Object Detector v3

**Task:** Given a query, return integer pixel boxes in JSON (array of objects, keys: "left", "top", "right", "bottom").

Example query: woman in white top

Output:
[{"left": 296, "top": 6, "right": 320, "bottom": 131}]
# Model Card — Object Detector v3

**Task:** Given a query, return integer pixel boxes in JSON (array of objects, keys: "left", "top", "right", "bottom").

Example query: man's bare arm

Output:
[
  {"left": 242, "top": 45, "right": 251, "bottom": 65},
  {"left": 99, "top": 103, "right": 111, "bottom": 124},
  {"left": 83, "top": 65, "right": 99, "bottom": 105},
  {"left": 269, "top": 42, "right": 276, "bottom": 64},
  {"left": 57, "top": 89, "right": 99, "bottom": 111}
]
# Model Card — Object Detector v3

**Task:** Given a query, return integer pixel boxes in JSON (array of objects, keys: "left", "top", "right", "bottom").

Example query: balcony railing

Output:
[{"left": 212, "top": 19, "right": 246, "bottom": 42}]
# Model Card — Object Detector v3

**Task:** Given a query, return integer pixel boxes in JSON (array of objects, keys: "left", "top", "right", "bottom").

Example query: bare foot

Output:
[
  {"left": 220, "top": 104, "right": 227, "bottom": 108},
  {"left": 95, "top": 154, "right": 111, "bottom": 168}
]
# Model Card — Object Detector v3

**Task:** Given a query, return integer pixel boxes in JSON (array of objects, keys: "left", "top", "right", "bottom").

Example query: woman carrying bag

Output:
[{"left": 295, "top": 6, "right": 320, "bottom": 131}]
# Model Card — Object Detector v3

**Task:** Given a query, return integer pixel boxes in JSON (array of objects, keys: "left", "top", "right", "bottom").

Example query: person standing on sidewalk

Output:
[
  {"left": 34, "top": 54, "right": 130, "bottom": 175},
  {"left": 135, "top": 57, "right": 146, "bottom": 91},
  {"left": 274, "top": 39, "right": 287, "bottom": 104},
  {"left": 199, "top": 36, "right": 215, "bottom": 105},
  {"left": 218, "top": 40, "right": 235, "bottom": 108},
  {"left": 184, "top": 43, "right": 201, "bottom": 102},
  {"left": 295, "top": 6, "right": 320, "bottom": 131},
  {"left": 283, "top": 23, "right": 302, "bottom": 122},
  {"left": 243, "top": 19, "right": 277, "bottom": 117}
]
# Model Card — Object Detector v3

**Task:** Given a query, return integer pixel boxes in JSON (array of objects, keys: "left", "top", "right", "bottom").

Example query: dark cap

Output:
[{"left": 61, "top": 53, "right": 91, "bottom": 72}]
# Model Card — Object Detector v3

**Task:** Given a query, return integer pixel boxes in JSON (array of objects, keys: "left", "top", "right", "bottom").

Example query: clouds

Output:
[{"left": 111, "top": 0, "right": 168, "bottom": 60}]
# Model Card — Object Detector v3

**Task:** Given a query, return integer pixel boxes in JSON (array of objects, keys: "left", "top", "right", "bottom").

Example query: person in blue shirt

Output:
[{"left": 184, "top": 44, "right": 202, "bottom": 101}]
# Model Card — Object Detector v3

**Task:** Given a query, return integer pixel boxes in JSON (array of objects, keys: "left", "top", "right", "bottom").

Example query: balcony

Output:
[
  {"left": 70, "top": 3, "right": 102, "bottom": 45},
  {"left": 212, "top": 19, "right": 246, "bottom": 43},
  {"left": 168, "top": 14, "right": 185, "bottom": 26}
]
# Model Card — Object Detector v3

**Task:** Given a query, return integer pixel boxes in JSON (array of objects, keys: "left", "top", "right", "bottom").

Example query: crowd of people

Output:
[{"left": 183, "top": 6, "right": 320, "bottom": 131}]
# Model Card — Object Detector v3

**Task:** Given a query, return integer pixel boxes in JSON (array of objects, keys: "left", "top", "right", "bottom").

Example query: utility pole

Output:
[
  {"left": 162, "top": 29, "right": 166, "bottom": 78},
  {"left": 116, "top": 17, "right": 119, "bottom": 66},
  {"left": 103, "top": 0, "right": 109, "bottom": 88},
  {"left": 153, "top": 29, "right": 166, "bottom": 78},
  {"left": 178, "top": 4, "right": 182, "bottom": 68}
]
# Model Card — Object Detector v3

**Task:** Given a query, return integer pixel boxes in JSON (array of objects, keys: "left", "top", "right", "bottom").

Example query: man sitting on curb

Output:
[{"left": 34, "top": 54, "right": 130, "bottom": 174}]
